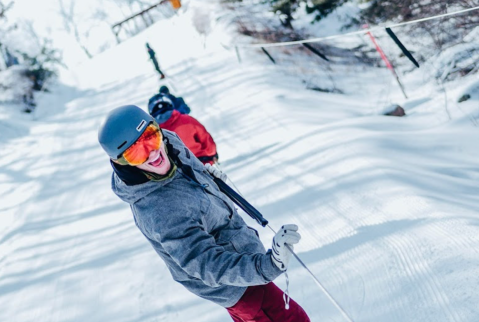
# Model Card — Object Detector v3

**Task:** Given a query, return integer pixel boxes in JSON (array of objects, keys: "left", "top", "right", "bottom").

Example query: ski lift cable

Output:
[{"left": 231, "top": 6, "right": 479, "bottom": 49}]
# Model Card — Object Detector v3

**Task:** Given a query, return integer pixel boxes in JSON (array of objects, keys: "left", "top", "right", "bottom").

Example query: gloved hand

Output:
[
  {"left": 205, "top": 163, "right": 227, "bottom": 181},
  {"left": 271, "top": 224, "right": 301, "bottom": 271}
]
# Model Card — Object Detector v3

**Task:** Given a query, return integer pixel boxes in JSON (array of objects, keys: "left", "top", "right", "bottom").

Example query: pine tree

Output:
[
  {"left": 305, "top": 0, "right": 347, "bottom": 23},
  {"left": 266, "top": 0, "right": 348, "bottom": 27},
  {"left": 267, "top": 0, "right": 300, "bottom": 29}
]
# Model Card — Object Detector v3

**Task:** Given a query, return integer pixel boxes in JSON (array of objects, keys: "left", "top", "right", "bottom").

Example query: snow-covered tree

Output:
[
  {"left": 0, "top": 1, "right": 62, "bottom": 108},
  {"left": 265, "top": 0, "right": 348, "bottom": 27}
]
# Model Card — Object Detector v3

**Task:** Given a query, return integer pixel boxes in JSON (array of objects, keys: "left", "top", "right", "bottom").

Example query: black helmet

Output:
[
  {"left": 159, "top": 85, "right": 170, "bottom": 95},
  {"left": 148, "top": 94, "right": 174, "bottom": 116}
]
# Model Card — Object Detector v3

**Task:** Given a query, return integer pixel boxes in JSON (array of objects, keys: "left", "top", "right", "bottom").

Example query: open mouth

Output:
[{"left": 149, "top": 150, "right": 164, "bottom": 167}]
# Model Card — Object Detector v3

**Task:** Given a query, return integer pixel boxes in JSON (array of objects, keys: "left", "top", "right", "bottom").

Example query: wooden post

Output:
[
  {"left": 140, "top": 12, "right": 150, "bottom": 28},
  {"left": 261, "top": 47, "right": 276, "bottom": 64},
  {"left": 111, "top": 1, "right": 175, "bottom": 42},
  {"left": 235, "top": 46, "right": 242, "bottom": 63},
  {"left": 112, "top": 25, "right": 121, "bottom": 44},
  {"left": 385, "top": 27, "right": 419, "bottom": 68},
  {"left": 147, "top": 10, "right": 155, "bottom": 25},
  {"left": 302, "top": 43, "right": 329, "bottom": 62}
]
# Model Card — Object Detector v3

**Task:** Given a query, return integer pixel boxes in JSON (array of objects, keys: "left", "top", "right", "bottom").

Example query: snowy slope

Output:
[{"left": 2, "top": 1, "right": 479, "bottom": 322}]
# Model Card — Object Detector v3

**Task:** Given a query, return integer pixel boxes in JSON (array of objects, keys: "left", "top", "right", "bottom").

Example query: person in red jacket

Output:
[{"left": 148, "top": 95, "right": 218, "bottom": 164}]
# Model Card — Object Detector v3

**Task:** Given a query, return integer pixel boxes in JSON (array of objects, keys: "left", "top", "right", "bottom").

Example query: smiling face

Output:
[{"left": 135, "top": 142, "right": 171, "bottom": 175}]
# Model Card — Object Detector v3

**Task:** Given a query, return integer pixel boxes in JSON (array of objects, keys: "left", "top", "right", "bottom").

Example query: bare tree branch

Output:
[
  {"left": 58, "top": 0, "right": 93, "bottom": 58},
  {"left": 0, "top": 1, "right": 14, "bottom": 20}
]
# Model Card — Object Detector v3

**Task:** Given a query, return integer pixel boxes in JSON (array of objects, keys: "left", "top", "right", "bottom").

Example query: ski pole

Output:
[
  {"left": 215, "top": 163, "right": 244, "bottom": 198},
  {"left": 213, "top": 177, "right": 268, "bottom": 227},
  {"left": 213, "top": 178, "right": 355, "bottom": 322}
]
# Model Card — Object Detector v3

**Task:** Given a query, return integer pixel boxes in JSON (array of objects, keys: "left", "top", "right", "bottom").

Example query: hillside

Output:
[{"left": 1, "top": 1, "right": 479, "bottom": 321}]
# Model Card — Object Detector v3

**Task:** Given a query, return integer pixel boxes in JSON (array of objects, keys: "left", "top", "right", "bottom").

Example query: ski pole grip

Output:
[{"left": 213, "top": 178, "right": 269, "bottom": 227}]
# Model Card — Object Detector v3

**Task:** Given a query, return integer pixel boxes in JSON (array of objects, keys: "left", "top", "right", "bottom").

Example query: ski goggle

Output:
[{"left": 115, "top": 123, "right": 162, "bottom": 166}]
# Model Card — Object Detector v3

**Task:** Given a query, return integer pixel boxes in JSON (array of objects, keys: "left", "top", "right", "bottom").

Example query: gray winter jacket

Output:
[{"left": 111, "top": 130, "right": 282, "bottom": 307}]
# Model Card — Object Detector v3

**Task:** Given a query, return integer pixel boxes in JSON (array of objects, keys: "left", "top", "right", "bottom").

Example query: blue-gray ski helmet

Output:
[{"left": 98, "top": 105, "right": 155, "bottom": 159}]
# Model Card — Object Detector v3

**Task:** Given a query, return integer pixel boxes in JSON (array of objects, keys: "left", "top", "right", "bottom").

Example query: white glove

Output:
[
  {"left": 205, "top": 163, "right": 227, "bottom": 181},
  {"left": 271, "top": 224, "right": 301, "bottom": 271}
]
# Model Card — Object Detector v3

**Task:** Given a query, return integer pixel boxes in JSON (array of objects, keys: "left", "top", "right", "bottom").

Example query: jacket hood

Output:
[
  {"left": 160, "top": 109, "right": 181, "bottom": 127},
  {"left": 155, "top": 110, "right": 173, "bottom": 124}
]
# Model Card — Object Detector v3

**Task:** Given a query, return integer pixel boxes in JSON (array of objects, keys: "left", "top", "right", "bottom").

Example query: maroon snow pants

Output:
[{"left": 226, "top": 283, "right": 311, "bottom": 322}]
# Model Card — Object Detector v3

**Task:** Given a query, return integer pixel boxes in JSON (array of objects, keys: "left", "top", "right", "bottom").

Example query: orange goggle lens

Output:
[{"left": 122, "top": 124, "right": 162, "bottom": 166}]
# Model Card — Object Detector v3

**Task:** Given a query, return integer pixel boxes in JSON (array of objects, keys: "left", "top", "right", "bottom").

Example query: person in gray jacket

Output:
[{"left": 97, "top": 105, "right": 310, "bottom": 322}]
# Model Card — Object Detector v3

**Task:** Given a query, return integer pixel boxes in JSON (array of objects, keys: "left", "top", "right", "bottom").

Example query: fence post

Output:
[
  {"left": 364, "top": 26, "right": 408, "bottom": 99},
  {"left": 235, "top": 46, "right": 242, "bottom": 63},
  {"left": 302, "top": 43, "right": 329, "bottom": 62},
  {"left": 261, "top": 47, "right": 276, "bottom": 64},
  {"left": 385, "top": 27, "right": 419, "bottom": 68}
]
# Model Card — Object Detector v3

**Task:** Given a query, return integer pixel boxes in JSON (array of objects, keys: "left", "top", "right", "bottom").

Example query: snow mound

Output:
[{"left": 0, "top": 65, "right": 33, "bottom": 103}]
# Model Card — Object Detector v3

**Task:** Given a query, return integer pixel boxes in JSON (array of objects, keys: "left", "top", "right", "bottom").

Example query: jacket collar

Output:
[{"left": 111, "top": 160, "right": 149, "bottom": 186}]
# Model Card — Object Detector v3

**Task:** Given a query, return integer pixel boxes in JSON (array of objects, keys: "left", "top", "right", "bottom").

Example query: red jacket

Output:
[{"left": 160, "top": 110, "right": 217, "bottom": 164}]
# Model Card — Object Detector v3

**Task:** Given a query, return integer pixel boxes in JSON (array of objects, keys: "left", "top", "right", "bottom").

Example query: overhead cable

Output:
[{"left": 232, "top": 6, "right": 479, "bottom": 48}]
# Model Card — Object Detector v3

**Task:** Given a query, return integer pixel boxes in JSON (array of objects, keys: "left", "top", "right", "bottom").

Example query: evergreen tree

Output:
[
  {"left": 266, "top": 0, "right": 348, "bottom": 27},
  {"left": 267, "top": 0, "right": 300, "bottom": 29},
  {"left": 305, "top": 0, "right": 348, "bottom": 23}
]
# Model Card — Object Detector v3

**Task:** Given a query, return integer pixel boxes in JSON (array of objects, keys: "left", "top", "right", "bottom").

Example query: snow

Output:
[
  {"left": 0, "top": 66, "right": 32, "bottom": 103},
  {"left": 2, "top": 1, "right": 479, "bottom": 321}
]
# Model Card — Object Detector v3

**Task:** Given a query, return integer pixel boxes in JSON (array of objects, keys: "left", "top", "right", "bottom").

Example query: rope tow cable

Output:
[{"left": 231, "top": 6, "right": 479, "bottom": 49}]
